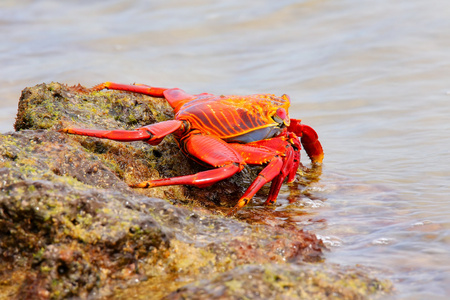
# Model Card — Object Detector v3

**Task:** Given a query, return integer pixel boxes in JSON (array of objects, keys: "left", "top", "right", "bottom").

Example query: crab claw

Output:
[{"left": 288, "top": 119, "right": 324, "bottom": 164}]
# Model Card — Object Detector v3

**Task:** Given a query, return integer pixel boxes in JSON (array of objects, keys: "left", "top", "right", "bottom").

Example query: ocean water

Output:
[{"left": 1, "top": 0, "right": 449, "bottom": 298}]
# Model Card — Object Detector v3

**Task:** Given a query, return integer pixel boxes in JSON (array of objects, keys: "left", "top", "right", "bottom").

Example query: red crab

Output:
[{"left": 60, "top": 82, "right": 324, "bottom": 215}]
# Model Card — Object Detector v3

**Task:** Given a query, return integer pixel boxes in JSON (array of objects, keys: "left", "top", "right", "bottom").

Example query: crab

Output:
[{"left": 60, "top": 82, "right": 324, "bottom": 215}]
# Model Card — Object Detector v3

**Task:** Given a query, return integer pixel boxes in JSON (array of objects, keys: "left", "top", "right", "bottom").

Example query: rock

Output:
[
  {"left": 164, "top": 264, "right": 392, "bottom": 300},
  {"left": 0, "top": 82, "right": 392, "bottom": 299}
]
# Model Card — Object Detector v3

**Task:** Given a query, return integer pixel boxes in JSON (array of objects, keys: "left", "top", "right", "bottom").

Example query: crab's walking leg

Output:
[
  {"left": 226, "top": 143, "right": 286, "bottom": 216},
  {"left": 131, "top": 134, "right": 245, "bottom": 189},
  {"left": 59, "top": 120, "right": 183, "bottom": 145},
  {"left": 265, "top": 148, "right": 295, "bottom": 205},
  {"left": 91, "top": 82, "right": 195, "bottom": 111},
  {"left": 131, "top": 163, "right": 242, "bottom": 189},
  {"left": 91, "top": 82, "right": 168, "bottom": 97},
  {"left": 264, "top": 133, "right": 302, "bottom": 205},
  {"left": 226, "top": 157, "right": 283, "bottom": 216}
]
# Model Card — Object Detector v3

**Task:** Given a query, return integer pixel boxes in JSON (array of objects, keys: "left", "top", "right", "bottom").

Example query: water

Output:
[{"left": 1, "top": 0, "right": 449, "bottom": 298}]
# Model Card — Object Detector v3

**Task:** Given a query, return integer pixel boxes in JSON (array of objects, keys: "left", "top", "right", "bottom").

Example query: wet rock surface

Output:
[
  {"left": 0, "top": 83, "right": 392, "bottom": 299},
  {"left": 164, "top": 263, "right": 391, "bottom": 300}
]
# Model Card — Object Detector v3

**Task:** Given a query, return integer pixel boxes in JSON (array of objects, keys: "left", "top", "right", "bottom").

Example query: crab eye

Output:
[
  {"left": 276, "top": 108, "right": 287, "bottom": 120},
  {"left": 273, "top": 107, "right": 290, "bottom": 126}
]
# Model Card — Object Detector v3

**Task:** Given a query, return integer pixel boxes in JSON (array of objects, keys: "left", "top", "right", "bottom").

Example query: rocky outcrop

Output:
[{"left": 0, "top": 83, "right": 392, "bottom": 299}]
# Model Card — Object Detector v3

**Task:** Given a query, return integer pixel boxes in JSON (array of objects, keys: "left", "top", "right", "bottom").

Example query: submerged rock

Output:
[{"left": 0, "top": 83, "right": 392, "bottom": 299}]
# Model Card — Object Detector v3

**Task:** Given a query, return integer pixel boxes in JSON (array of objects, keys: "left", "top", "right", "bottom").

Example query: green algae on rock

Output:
[
  {"left": 0, "top": 83, "right": 393, "bottom": 299},
  {"left": 163, "top": 264, "right": 393, "bottom": 300}
]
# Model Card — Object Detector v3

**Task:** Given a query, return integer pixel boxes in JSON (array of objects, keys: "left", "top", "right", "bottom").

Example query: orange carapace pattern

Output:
[{"left": 175, "top": 93, "right": 290, "bottom": 139}]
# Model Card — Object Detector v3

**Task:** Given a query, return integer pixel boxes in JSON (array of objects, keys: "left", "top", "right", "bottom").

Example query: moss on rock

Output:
[{"left": 163, "top": 264, "right": 392, "bottom": 300}]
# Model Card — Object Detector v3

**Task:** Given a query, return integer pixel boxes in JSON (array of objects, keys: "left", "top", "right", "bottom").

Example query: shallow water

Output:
[{"left": 1, "top": 0, "right": 449, "bottom": 298}]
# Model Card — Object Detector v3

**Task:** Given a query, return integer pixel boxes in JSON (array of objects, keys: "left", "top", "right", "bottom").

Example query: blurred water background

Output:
[{"left": 1, "top": 0, "right": 449, "bottom": 298}]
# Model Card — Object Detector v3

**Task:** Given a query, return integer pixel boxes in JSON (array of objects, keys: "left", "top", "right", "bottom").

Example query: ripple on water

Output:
[{"left": 317, "top": 235, "right": 343, "bottom": 248}]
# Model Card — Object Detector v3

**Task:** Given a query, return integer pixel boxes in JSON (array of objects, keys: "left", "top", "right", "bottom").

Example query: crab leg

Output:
[
  {"left": 131, "top": 133, "right": 245, "bottom": 189},
  {"left": 265, "top": 147, "right": 295, "bottom": 205},
  {"left": 226, "top": 142, "right": 287, "bottom": 215},
  {"left": 131, "top": 163, "right": 242, "bottom": 189},
  {"left": 265, "top": 132, "right": 303, "bottom": 204},
  {"left": 91, "top": 82, "right": 168, "bottom": 97},
  {"left": 228, "top": 135, "right": 299, "bottom": 206},
  {"left": 91, "top": 82, "right": 195, "bottom": 111},
  {"left": 226, "top": 156, "right": 283, "bottom": 216},
  {"left": 59, "top": 120, "right": 183, "bottom": 145}
]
